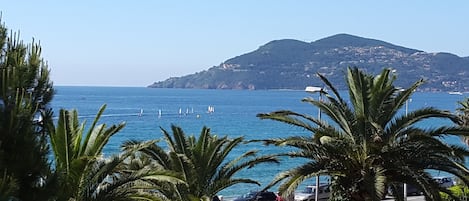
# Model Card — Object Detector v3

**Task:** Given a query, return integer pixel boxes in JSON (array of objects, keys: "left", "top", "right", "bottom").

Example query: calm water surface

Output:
[{"left": 51, "top": 86, "right": 469, "bottom": 197}]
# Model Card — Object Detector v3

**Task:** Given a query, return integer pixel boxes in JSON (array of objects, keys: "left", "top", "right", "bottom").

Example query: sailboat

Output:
[
  {"left": 207, "top": 106, "right": 215, "bottom": 113},
  {"left": 448, "top": 91, "right": 463, "bottom": 95}
]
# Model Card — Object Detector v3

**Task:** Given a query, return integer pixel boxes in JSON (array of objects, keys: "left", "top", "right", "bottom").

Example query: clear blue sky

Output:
[{"left": 2, "top": 1, "right": 468, "bottom": 86}]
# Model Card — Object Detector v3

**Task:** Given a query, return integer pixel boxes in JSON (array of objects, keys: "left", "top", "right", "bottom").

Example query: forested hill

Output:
[{"left": 149, "top": 34, "right": 469, "bottom": 92}]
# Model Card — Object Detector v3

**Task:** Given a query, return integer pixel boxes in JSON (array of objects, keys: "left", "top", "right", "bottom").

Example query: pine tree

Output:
[{"left": 0, "top": 17, "right": 55, "bottom": 200}]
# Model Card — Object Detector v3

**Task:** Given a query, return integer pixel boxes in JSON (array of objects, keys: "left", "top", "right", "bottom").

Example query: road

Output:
[{"left": 384, "top": 195, "right": 425, "bottom": 201}]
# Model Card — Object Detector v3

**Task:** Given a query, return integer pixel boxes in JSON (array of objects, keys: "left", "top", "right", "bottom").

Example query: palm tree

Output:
[
  {"left": 258, "top": 67, "right": 469, "bottom": 201},
  {"left": 48, "top": 105, "right": 124, "bottom": 200},
  {"left": 126, "top": 125, "right": 280, "bottom": 201},
  {"left": 49, "top": 105, "right": 184, "bottom": 200},
  {"left": 456, "top": 98, "right": 469, "bottom": 146},
  {"left": 76, "top": 142, "right": 185, "bottom": 201},
  {"left": 0, "top": 18, "right": 55, "bottom": 200},
  {"left": 0, "top": 172, "right": 19, "bottom": 201}
]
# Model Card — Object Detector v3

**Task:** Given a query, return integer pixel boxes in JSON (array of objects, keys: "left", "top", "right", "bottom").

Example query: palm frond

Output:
[{"left": 257, "top": 66, "right": 469, "bottom": 200}]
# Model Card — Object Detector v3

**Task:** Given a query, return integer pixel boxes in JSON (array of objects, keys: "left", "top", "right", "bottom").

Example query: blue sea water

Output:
[{"left": 51, "top": 86, "right": 468, "bottom": 197}]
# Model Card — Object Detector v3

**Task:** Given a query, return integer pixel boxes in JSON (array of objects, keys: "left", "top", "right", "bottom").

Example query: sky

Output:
[{"left": 1, "top": 1, "right": 469, "bottom": 87}]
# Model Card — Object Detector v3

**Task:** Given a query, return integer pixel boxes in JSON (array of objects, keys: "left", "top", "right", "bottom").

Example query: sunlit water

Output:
[{"left": 51, "top": 86, "right": 468, "bottom": 198}]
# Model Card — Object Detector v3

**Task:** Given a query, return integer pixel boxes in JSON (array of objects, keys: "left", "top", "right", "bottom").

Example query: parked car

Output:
[
  {"left": 234, "top": 191, "right": 278, "bottom": 201},
  {"left": 294, "top": 184, "right": 330, "bottom": 201},
  {"left": 433, "top": 177, "right": 455, "bottom": 188}
]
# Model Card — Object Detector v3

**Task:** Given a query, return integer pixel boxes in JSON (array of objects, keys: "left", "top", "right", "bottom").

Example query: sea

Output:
[{"left": 51, "top": 86, "right": 469, "bottom": 198}]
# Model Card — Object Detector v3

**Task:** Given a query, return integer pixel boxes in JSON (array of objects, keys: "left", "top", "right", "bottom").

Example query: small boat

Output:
[
  {"left": 448, "top": 91, "right": 463, "bottom": 95},
  {"left": 305, "top": 86, "right": 323, "bottom": 93},
  {"left": 207, "top": 106, "right": 215, "bottom": 113}
]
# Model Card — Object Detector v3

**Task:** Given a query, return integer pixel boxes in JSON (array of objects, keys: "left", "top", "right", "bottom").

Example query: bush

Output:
[{"left": 441, "top": 185, "right": 469, "bottom": 201}]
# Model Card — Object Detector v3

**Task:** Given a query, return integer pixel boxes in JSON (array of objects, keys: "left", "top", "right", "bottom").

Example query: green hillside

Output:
[{"left": 149, "top": 34, "right": 469, "bottom": 92}]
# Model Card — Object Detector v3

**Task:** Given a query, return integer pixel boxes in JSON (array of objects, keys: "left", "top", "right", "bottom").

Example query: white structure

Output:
[{"left": 305, "top": 86, "right": 324, "bottom": 201}]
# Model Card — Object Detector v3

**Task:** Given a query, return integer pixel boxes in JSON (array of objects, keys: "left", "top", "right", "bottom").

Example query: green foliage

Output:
[
  {"left": 258, "top": 67, "right": 469, "bottom": 201},
  {"left": 456, "top": 98, "right": 469, "bottom": 146},
  {"left": 441, "top": 185, "right": 469, "bottom": 201},
  {"left": 78, "top": 141, "right": 185, "bottom": 201},
  {"left": 0, "top": 17, "right": 55, "bottom": 200},
  {"left": 0, "top": 170, "right": 18, "bottom": 200},
  {"left": 126, "top": 125, "right": 279, "bottom": 201},
  {"left": 48, "top": 105, "right": 185, "bottom": 200},
  {"left": 48, "top": 105, "right": 125, "bottom": 200}
]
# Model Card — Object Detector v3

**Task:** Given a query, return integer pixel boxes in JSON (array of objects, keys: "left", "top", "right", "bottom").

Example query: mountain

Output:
[{"left": 148, "top": 34, "right": 469, "bottom": 92}]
